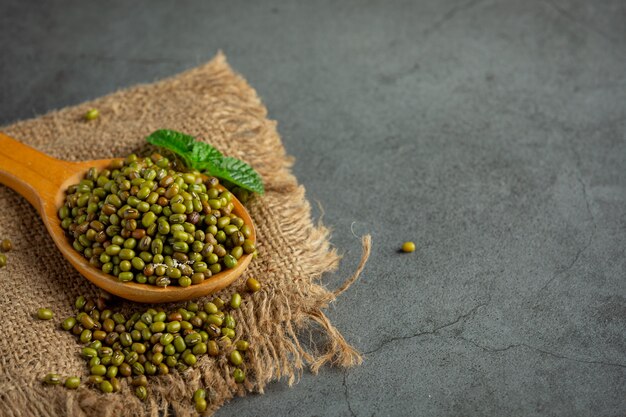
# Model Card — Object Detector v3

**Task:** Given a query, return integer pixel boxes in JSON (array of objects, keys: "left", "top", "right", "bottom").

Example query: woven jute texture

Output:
[{"left": 0, "top": 53, "right": 370, "bottom": 416}]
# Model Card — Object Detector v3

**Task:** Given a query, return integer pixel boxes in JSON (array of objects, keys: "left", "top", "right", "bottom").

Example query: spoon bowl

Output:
[{"left": 0, "top": 132, "right": 255, "bottom": 303}]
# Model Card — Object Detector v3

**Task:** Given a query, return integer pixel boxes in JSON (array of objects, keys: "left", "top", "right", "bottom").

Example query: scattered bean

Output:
[{"left": 401, "top": 241, "right": 416, "bottom": 253}]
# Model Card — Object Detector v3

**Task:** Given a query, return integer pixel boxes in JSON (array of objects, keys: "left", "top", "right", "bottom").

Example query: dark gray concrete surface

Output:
[{"left": 1, "top": 1, "right": 625, "bottom": 416}]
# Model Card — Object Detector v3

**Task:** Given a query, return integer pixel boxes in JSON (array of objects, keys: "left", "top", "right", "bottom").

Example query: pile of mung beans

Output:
[
  {"left": 0, "top": 238, "right": 12, "bottom": 268},
  {"left": 58, "top": 153, "right": 256, "bottom": 286},
  {"left": 42, "top": 290, "right": 256, "bottom": 408}
]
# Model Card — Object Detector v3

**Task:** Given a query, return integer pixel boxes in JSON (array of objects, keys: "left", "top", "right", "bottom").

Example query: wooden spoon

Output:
[{"left": 0, "top": 132, "right": 255, "bottom": 303}]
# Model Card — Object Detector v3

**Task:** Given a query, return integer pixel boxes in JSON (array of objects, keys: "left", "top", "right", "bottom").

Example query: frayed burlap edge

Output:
[{"left": 0, "top": 52, "right": 371, "bottom": 417}]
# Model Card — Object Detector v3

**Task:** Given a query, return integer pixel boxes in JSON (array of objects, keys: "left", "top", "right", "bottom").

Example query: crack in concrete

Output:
[
  {"left": 540, "top": 0, "right": 618, "bottom": 45},
  {"left": 343, "top": 370, "right": 357, "bottom": 417},
  {"left": 578, "top": 173, "right": 597, "bottom": 233},
  {"left": 535, "top": 173, "right": 596, "bottom": 297},
  {"left": 16, "top": 50, "right": 186, "bottom": 65},
  {"left": 462, "top": 338, "right": 626, "bottom": 369},
  {"left": 363, "top": 298, "right": 490, "bottom": 356},
  {"left": 77, "top": 52, "right": 186, "bottom": 65},
  {"left": 377, "top": 62, "right": 421, "bottom": 85},
  {"left": 423, "top": 0, "right": 485, "bottom": 37},
  {"left": 535, "top": 234, "right": 591, "bottom": 295},
  {"left": 345, "top": 300, "right": 493, "bottom": 415}
]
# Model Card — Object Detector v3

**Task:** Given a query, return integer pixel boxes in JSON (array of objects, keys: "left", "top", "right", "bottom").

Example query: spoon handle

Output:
[{"left": 0, "top": 132, "right": 70, "bottom": 211}]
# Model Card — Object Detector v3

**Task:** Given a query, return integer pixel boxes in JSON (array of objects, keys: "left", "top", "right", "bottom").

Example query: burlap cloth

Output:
[{"left": 0, "top": 53, "right": 370, "bottom": 417}]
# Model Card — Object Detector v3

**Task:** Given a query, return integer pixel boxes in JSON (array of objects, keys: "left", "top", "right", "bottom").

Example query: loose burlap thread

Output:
[{"left": 0, "top": 53, "right": 370, "bottom": 416}]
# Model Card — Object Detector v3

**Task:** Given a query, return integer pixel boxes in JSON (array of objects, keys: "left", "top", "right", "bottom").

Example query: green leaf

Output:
[
  {"left": 146, "top": 129, "right": 196, "bottom": 167},
  {"left": 145, "top": 129, "right": 264, "bottom": 195},
  {"left": 190, "top": 141, "right": 223, "bottom": 171},
  {"left": 207, "top": 157, "right": 265, "bottom": 195}
]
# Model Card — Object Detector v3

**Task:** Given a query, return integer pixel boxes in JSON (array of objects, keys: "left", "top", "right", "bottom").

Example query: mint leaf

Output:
[
  {"left": 146, "top": 129, "right": 264, "bottom": 195},
  {"left": 190, "top": 141, "right": 223, "bottom": 171},
  {"left": 207, "top": 157, "right": 265, "bottom": 194},
  {"left": 146, "top": 129, "right": 196, "bottom": 167}
]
